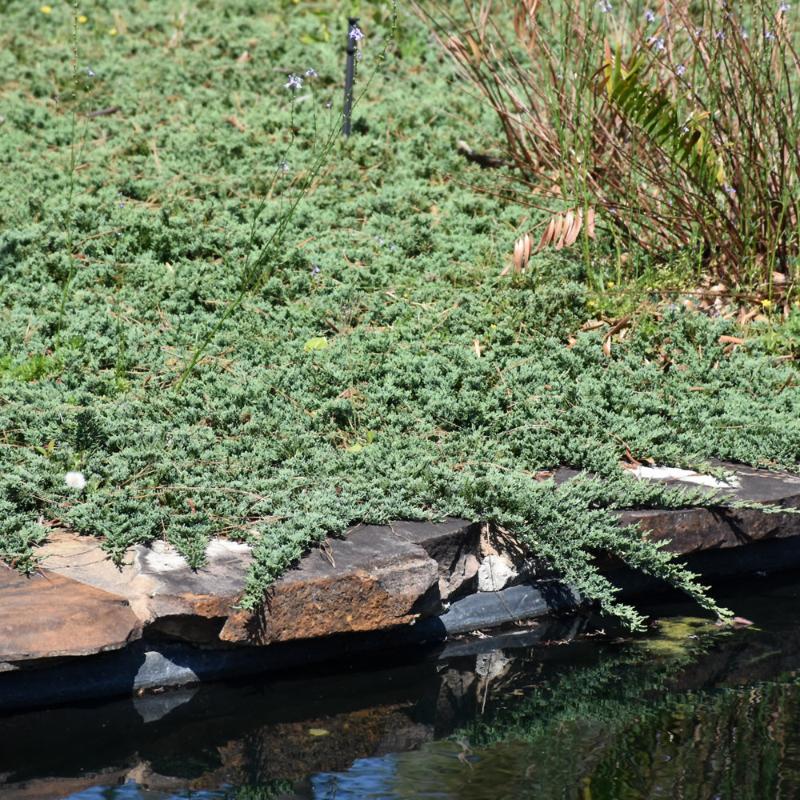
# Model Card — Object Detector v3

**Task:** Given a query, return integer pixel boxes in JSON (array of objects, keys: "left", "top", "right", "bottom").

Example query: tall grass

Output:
[{"left": 424, "top": 0, "right": 800, "bottom": 295}]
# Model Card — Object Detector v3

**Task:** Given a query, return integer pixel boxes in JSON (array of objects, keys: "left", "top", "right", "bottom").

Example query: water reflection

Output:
[{"left": 2, "top": 575, "right": 799, "bottom": 800}]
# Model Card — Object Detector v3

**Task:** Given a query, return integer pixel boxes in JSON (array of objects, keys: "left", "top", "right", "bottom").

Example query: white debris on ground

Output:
[{"left": 630, "top": 465, "right": 741, "bottom": 490}]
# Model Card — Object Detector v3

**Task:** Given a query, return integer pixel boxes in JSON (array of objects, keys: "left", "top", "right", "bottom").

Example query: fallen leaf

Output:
[
  {"left": 225, "top": 115, "right": 247, "bottom": 132},
  {"left": 581, "top": 318, "right": 606, "bottom": 332},
  {"left": 303, "top": 337, "right": 328, "bottom": 352},
  {"left": 718, "top": 335, "right": 745, "bottom": 345}
]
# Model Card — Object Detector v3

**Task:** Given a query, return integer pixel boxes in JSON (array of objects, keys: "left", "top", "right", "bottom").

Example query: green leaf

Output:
[{"left": 303, "top": 337, "right": 329, "bottom": 353}]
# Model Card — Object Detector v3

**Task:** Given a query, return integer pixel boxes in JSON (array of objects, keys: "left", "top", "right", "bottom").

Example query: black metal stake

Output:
[{"left": 342, "top": 17, "right": 359, "bottom": 137}]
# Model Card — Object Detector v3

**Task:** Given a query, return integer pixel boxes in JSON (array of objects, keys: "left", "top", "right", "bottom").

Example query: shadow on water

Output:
[{"left": 1, "top": 573, "right": 799, "bottom": 800}]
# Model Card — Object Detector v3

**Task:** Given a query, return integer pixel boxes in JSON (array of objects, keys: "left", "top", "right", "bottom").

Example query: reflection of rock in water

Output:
[
  {"left": 375, "top": 720, "right": 434, "bottom": 756},
  {"left": 0, "top": 620, "right": 590, "bottom": 799},
  {"left": 435, "top": 668, "right": 478, "bottom": 737},
  {"left": 108, "top": 705, "right": 432, "bottom": 793},
  {"left": 475, "top": 650, "right": 511, "bottom": 680},
  {"left": 216, "top": 706, "right": 431, "bottom": 783},
  {"left": 133, "top": 686, "right": 198, "bottom": 723},
  {"left": 3, "top": 587, "right": 800, "bottom": 800}
]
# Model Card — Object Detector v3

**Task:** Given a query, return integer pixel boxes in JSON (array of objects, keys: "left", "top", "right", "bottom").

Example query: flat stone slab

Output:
[
  {"left": 439, "top": 581, "right": 582, "bottom": 634},
  {"left": 620, "top": 464, "right": 800, "bottom": 553},
  {"left": 36, "top": 523, "right": 460, "bottom": 648},
  {"left": 0, "top": 568, "right": 140, "bottom": 663},
  {"left": 38, "top": 532, "right": 252, "bottom": 643},
  {"left": 220, "top": 525, "right": 441, "bottom": 644},
  {"left": 0, "top": 460, "right": 797, "bottom": 706}
]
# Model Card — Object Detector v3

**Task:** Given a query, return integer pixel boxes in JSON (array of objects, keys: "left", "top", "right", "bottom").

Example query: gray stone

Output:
[
  {"left": 620, "top": 464, "right": 800, "bottom": 554},
  {"left": 37, "top": 531, "right": 252, "bottom": 641},
  {"left": 439, "top": 581, "right": 582, "bottom": 635},
  {"left": 391, "top": 519, "right": 482, "bottom": 600},
  {"left": 36, "top": 523, "right": 459, "bottom": 648},
  {"left": 477, "top": 553, "right": 518, "bottom": 592}
]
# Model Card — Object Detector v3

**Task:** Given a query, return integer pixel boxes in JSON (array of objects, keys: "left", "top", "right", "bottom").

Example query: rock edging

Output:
[{"left": 1, "top": 462, "right": 799, "bottom": 709}]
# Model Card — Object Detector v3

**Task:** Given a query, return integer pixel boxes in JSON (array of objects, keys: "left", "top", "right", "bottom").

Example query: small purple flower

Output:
[
  {"left": 598, "top": 0, "right": 612, "bottom": 12},
  {"left": 349, "top": 25, "right": 364, "bottom": 42},
  {"left": 648, "top": 36, "right": 666, "bottom": 52},
  {"left": 723, "top": 184, "right": 737, "bottom": 196},
  {"left": 645, "top": 8, "right": 657, "bottom": 23},
  {"left": 311, "top": 264, "right": 321, "bottom": 277},
  {"left": 715, "top": 29, "right": 726, "bottom": 41},
  {"left": 284, "top": 74, "right": 303, "bottom": 91},
  {"left": 779, "top": 3, "right": 791, "bottom": 13},
  {"left": 305, "top": 67, "right": 318, "bottom": 78},
  {"left": 85, "top": 66, "right": 96, "bottom": 78},
  {"left": 279, "top": 160, "right": 290, "bottom": 173},
  {"left": 765, "top": 29, "right": 776, "bottom": 40},
  {"left": 675, "top": 64, "right": 687, "bottom": 77}
]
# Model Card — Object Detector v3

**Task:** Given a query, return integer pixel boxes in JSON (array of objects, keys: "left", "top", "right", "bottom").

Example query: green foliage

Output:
[
  {"left": 0, "top": 1, "right": 798, "bottom": 628},
  {"left": 0, "top": 353, "right": 61, "bottom": 382},
  {"left": 432, "top": 0, "right": 800, "bottom": 289},
  {"left": 604, "top": 45, "right": 723, "bottom": 192}
]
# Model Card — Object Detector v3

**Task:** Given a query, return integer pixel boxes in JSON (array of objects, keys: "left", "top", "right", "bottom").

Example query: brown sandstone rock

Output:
[
  {"left": 0, "top": 568, "right": 140, "bottom": 662},
  {"left": 38, "top": 532, "right": 252, "bottom": 642},
  {"left": 220, "top": 526, "right": 440, "bottom": 644}
]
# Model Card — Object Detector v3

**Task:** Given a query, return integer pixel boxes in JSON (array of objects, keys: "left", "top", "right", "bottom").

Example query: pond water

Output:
[{"left": 2, "top": 574, "right": 799, "bottom": 800}]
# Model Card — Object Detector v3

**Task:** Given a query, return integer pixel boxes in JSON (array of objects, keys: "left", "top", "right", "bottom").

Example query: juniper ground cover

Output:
[{"left": 1, "top": 0, "right": 799, "bottom": 627}]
